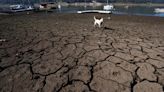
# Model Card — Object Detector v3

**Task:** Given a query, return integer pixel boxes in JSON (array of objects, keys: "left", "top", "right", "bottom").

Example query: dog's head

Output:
[{"left": 94, "top": 16, "right": 103, "bottom": 21}]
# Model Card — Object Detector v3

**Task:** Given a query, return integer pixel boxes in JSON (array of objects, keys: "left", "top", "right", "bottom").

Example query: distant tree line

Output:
[{"left": 0, "top": 0, "right": 164, "bottom": 4}]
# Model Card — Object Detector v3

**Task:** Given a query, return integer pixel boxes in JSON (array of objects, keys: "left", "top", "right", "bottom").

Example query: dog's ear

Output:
[
  {"left": 94, "top": 16, "right": 96, "bottom": 20},
  {"left": 100, "top": 18, "right": 103, "bottom": 21}
]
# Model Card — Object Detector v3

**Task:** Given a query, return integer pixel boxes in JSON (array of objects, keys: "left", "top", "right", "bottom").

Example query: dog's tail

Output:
[{"left": 94, "top": 16, "right": 96, "bottom": 20}]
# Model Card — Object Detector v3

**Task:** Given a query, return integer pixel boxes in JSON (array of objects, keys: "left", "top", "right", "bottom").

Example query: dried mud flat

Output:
[{"left": 0, "top": 13, "right": 164, "bottom": 92}]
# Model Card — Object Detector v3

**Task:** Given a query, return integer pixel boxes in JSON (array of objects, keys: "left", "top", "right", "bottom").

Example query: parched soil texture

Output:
[{"left": 0, "top": 13, "right": 164, "bottom": 92}]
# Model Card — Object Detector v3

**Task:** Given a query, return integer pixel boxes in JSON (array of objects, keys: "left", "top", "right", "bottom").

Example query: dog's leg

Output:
[
  {"left": 94, "top": 22, "right": 96, "bottom": 27},
  {"left": 98, "top": 23, "right": 101, "bottom": 28}
]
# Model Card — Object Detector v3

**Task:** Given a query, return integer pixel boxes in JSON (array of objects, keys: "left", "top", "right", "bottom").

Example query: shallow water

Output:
[{"left": 54, "top": 5, "right": 164, "bottom": 17}]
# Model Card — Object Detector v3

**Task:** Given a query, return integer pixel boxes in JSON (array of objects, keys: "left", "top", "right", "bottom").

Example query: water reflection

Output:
[
  {"left": 154, "top": 13, "right": 164, "bottom": 17},
  {"left": 54, "top": 5, "right": 164, "bottom": 17}
]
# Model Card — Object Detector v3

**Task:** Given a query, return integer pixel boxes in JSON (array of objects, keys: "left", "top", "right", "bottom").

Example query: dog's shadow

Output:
[{"left": 103, "top": 27, "right": 115, "bottom": 31}]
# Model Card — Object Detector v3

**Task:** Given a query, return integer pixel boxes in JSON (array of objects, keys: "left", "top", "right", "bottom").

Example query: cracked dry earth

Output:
[{"left": 0, "top": 13, "right": 164, "bottom": 92}]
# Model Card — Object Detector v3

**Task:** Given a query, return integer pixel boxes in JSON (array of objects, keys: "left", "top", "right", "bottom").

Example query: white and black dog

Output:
[{"left": 94, "top": 16, "right": 104, "bottom": 28}]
